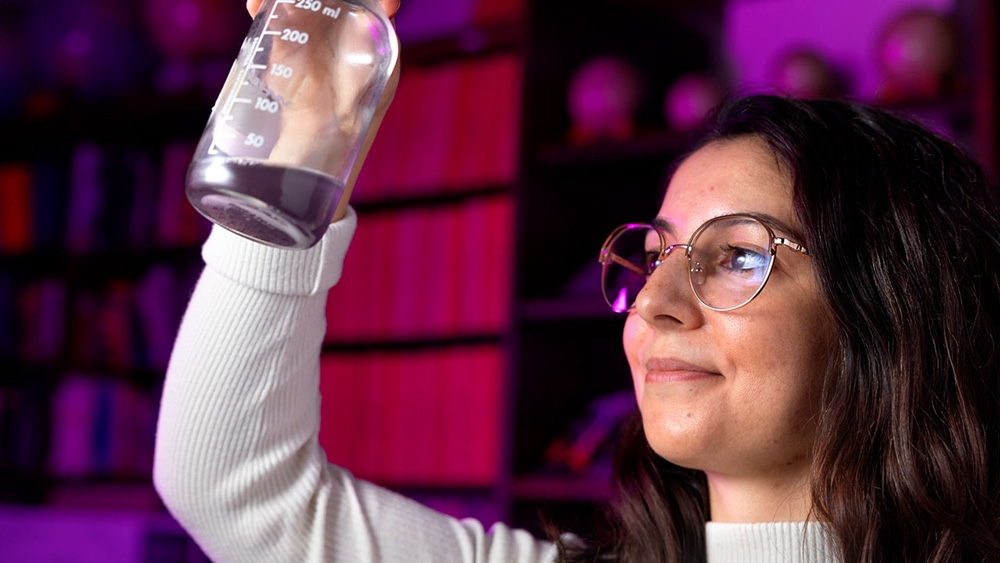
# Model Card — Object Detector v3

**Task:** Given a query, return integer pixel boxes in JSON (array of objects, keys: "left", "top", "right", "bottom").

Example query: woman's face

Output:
[{"left": 623, "top": 136, "right": 836, "bottom": 488}]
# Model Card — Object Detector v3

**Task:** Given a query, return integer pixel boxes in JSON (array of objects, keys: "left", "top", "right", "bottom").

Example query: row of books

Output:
[
  {"left": 0, "top": 264, "right": 198, "bottom": 373},
  {"left": 47, "top": 373, "right": 158, "bottom": 478},
  {"left": 325, "top": 193, "right": 513, "bottom": 343},
  {"left": 352, "top": 53, "right": 523, "bottom": 203},
  {"left": 0, "top": 376, "right": 47, "bottom": 473},
  {"left": 0, "top": 141, "right": 210, "bottom": 255},
  {"left": 318, "top": 345, "right": 505, "bottom": 487},
  {"left": 0, "top": 276, "right": 65, "bottom": 367}
]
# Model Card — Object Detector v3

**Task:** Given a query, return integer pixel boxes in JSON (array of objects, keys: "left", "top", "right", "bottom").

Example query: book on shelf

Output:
[
  {"left": 0, "top": 163, "right": 33, "bottom": 254},
  {"left": 66, "top": 143, "right": 103, "bottom": 254},
  {"left": 59, "top": 265, "right": 194, "bottom": 374},
  {"left": 0, "top": 273, "right": 12, "bottom": 360},
  {"left": 353, "top": 52, "right": 523, "bottom": 203},
  {"left": 16, "top": 278, "right": 67, "bottom": 367},
  {"left": 126, "top": 150, "right": 161, "bottom": 251},
  {"left": 0, "top": 376, "right": 48, "bottom": 473},
  {"left": 444, "top": 54, "right": 521, "bottom": 188},
  {"left": 324, "top": 193, "right": 513, "bottom": 343},
  {"left": 47, "top": 373, "right": 156, "bottom": 479},
  {"left": 318, "top": 344, "right": 504, "bottom": 487},
  {"left": 60, "top": 141, "right": 209, "bottom": 255},
  {"left": 32, "top": 158, "right": 70, "bottom": 250},
  {"left": 158, "top": 141, "right": 211, "bottom": 248},
  {"left": 132, "top": 265, "right": 186, "bottom": 372}
]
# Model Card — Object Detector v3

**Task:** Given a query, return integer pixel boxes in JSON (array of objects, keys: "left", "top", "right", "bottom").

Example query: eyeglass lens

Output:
[{"left": 602, "top": 217, "right": 774, "bottom": 311}]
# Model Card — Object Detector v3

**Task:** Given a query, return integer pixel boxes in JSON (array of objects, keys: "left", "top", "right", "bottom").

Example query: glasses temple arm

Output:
[
  {"left": 605, "top": 253, "right": 648, "bottom": 276},
  {"left": 775, "top": 237, "right": 809, "bottom": 256}
]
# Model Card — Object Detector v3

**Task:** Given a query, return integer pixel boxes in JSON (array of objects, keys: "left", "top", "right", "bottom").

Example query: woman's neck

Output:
[{"left": 705, "top": 470, "right": 813, "bottom": 522}]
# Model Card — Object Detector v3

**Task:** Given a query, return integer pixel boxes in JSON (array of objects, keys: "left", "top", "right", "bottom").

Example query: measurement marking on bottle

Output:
[
  {"left": 294, "top": 0, "right": 340, "bottom": 17},
  {"left": 263, "top": 30, "right": 281, "bottom": 36},
  {"left": 233, "top": 97, "right": 252, "bottom": 104},
  {"left": 248, "top": 64, "right": 267, "bottom": 70}
]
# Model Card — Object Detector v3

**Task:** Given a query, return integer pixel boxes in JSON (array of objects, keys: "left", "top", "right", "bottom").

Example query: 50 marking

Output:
[{"left": 245, "top": 133, "right": 266, "bottom": 148}]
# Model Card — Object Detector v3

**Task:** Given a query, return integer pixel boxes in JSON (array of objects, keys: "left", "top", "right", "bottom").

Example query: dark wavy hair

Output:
[{"left": 554, "top": 95, "right": 1000, "bottom": 562}]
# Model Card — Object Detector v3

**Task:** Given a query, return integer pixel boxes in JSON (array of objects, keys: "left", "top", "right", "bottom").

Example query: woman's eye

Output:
[
  {"left": 644, "top": 250, "right": 661, "bottom": 274},
  {"left": 721, "top": 245, "right": 768, "bottom": 273}
]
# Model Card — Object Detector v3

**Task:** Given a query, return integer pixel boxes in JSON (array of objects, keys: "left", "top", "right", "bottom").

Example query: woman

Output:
[
  {"left": 558, "top": 95, "right": 1000, "bottom": 562},
  {"left": 153, "top": 4, "right": 1000, "bottom": 560}
]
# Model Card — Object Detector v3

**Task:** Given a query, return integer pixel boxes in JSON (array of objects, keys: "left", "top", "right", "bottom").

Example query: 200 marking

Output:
[{"left": 280, "top": 29, "right": 309, "bottom": 44}]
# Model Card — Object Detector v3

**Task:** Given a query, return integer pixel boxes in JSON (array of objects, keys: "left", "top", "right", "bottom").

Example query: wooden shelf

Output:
[
  {"left": 512, "top": 474, "right": 611, "bottom": 503},
  {"left": 322, "top": 333, "right": 503, "bottom": 353},
  {"left": 0, "top": 97, "right": 209, "bottom": 156},
  {"left": 0, "top": 246, "right": 203, "bottom": 275},
  {"left": 352, "top": 184, "right": 511, "bottom": 214},
  {"left": 401, "top": 20, "right": 526, "bottom": 68},
  {"left": 535, "top": 130, "right": 690, "bottom": 169},
  {"left": 516, "top": 296, "right": 617, "bottom": 322}
]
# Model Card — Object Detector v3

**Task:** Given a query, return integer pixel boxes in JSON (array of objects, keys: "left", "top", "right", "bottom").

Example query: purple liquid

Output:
[{"left": 186, "top": 158, "right": 344, "bottom": 249}]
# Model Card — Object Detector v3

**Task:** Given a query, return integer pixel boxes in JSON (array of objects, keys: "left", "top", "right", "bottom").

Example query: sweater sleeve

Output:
[{"left": 153, "top": 208, "right": 556, "bottom": 563}]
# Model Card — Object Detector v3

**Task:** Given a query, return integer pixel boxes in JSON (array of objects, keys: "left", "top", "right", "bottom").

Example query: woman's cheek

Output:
[{"left": 623, "top": 314, "right": 646, "bottom": 403}]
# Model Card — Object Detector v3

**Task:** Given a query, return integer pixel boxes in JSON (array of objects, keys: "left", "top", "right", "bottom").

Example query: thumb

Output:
[{"left": 381, "top": 0, "right": 400, "bottom": 18}]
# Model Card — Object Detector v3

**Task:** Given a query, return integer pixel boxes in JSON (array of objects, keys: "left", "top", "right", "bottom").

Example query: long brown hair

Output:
[{"left": 555, "top": 95, "right": 1000, "bottom": 561}]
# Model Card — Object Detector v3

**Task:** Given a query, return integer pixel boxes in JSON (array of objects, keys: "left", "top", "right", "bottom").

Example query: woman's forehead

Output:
[{"left": 657, "top": 137, "right": 797, "bottom": 236}]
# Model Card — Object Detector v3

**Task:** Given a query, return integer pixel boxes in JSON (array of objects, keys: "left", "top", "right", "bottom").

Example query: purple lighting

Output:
[
  {"left": 173, "top": 2, "right": 203, "bottom": 30},
  {"left": 612, "top": 287, "right": 629, "bottom": 314},
  {"left": 63, "top": 30, "right": 92, "bottom": 58}
]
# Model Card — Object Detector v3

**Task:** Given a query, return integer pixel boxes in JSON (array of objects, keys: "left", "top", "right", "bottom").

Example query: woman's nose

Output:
[{"left": 633, "top": 248, "right": 702, "bottom": 327}]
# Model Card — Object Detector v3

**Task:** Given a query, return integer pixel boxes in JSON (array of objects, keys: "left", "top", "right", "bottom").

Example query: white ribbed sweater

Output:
[{"left": 152, "top": 209, "right": 837, "bottom": 562}]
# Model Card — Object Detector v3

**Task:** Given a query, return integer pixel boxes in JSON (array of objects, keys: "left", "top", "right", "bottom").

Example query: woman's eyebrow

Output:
[
  {"left": 651, "top": 217, "right": 677, "bottom": 236},
  {"left": 747, "top": 212, "right": 805, "bottom": 241},
  {"left": 652, "top": 213, "right": 805, "bottom": 242}
]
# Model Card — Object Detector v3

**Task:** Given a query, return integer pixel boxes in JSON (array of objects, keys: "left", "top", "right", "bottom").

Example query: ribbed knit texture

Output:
[
  {"left": 153, "top": 208, "right": 834, "bottom": 562},
  {"left": 706, "top": 522, "right": 838, "bottom": 563}
]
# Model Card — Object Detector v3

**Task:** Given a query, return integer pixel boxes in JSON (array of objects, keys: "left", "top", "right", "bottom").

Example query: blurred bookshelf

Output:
[{"left": 1, "top": 0, "right": 998, "bottom": 552}]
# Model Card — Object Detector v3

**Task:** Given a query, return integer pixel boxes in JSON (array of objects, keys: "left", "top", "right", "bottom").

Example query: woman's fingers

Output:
[
  {"left": 382, "top": 0, "right": 400, "bottom": 18},
  {"left": 246, "top": 0, "right": 398, "bottom": 18}
]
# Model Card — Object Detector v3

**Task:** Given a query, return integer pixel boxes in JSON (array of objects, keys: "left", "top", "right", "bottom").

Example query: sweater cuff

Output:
[{"left": 201, "top": 207, "right": 358, "bottom": 296}]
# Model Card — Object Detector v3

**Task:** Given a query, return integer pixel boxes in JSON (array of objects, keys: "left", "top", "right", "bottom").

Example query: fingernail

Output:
[{"left": 386, "top": 0, "right": 400, "bottom": 18}]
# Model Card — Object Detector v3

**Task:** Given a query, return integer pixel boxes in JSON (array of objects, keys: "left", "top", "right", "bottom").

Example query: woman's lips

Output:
[{"left": 644, "top": 357, "right": 721, "bottom": 383}]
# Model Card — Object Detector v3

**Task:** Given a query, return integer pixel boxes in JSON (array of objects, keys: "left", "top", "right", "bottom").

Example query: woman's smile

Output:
[{"left": 643, "top": 357, "right": 722, "bottom": 384}]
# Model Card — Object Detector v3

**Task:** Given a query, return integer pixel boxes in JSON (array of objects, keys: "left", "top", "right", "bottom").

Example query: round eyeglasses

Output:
[{"left": 598, "top": 214, "right": 810, "bottom": 312}]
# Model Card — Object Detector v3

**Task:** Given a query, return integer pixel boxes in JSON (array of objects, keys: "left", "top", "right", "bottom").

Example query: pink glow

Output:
[{"left": 613, "top": 287, "right": 629, "bottom": 313}]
